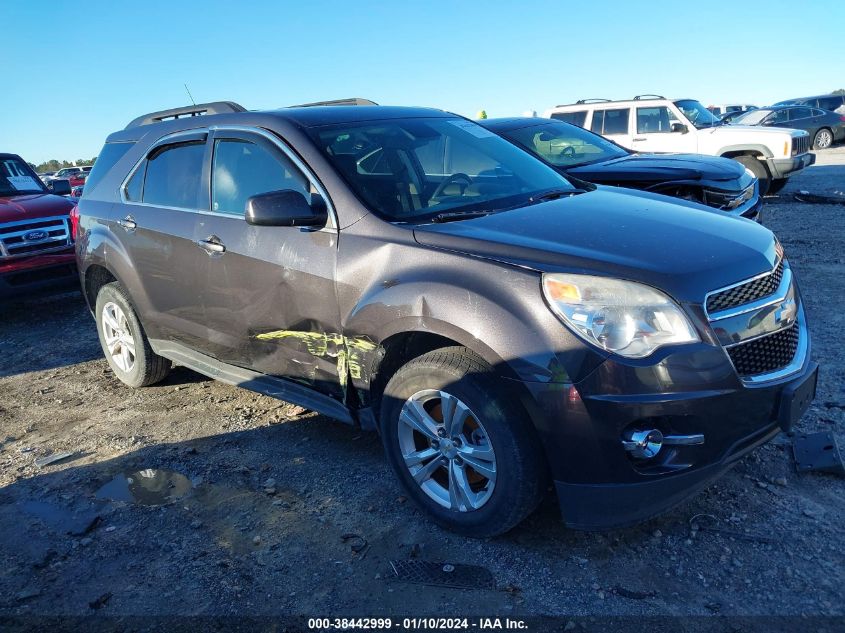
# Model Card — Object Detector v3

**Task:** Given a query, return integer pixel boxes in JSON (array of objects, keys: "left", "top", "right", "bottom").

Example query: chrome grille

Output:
[
  {"left": 727, "top": 323, "right": 800, "bottom": 377},
  {"left": 706, "top": 258, "right": 784, "bottom": 314},
  {"left": 703, "top": 183, "right": 755, "bottom": 211},
  {"left": 0, "top": 216, "right": 71, "bottom": 259}
]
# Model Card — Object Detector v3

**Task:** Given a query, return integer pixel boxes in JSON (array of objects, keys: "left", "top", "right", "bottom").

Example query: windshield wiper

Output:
[
  {"left": 431, "top": 210, "right": 496, "bottom": 223},
  {"left": 526, "top": 188, "right": 583, "bottom": 205}
]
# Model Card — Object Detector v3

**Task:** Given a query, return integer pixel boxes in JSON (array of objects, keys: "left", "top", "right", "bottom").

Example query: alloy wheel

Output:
[
  {"left": 397, "top": 389, "right": 496, "bottom": 512},
  {"left": 101, "top": 302, "right": 136, "bottom": 373},
  {"left": 816, "top": 129, "right": 832, "bottom": 149}
]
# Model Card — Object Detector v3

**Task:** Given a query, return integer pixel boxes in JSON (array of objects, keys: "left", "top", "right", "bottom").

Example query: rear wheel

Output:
[
  {"left": 734, "top": 155, "right": 771, "bottom": 196},
  {"left": 95, "top": 282, "right": 171, "bottom": 388},
  {"left": 813, "top": 128, "right": 833, "bottom": 150},
  {"left": 380, "top": 346, "right": 547, "bottom": 537},
  {"left": 768, "top": 178, "right": 788, "bottom": 195}
]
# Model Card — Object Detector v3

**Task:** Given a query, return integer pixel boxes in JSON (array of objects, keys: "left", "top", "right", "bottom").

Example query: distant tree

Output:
[
  {"left": 833, "top": 88, "right": 845, "bottom": 95},
  {"left": 476, "top": 110, "right": 488, "bottom": 119},
  {"left": 34, "top": 157, "right": 97, "bottom": 173}
]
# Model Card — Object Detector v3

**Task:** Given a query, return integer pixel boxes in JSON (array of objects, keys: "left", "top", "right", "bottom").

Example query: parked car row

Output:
[
  {"left": 64, "top": 99, "right": 817, "bottom": 536},
  {"left": 545, "top": 95, "right": 814, "bottom": 195},
  {"left": 729, "top": 105, "right": 845, "bottom": 151}
]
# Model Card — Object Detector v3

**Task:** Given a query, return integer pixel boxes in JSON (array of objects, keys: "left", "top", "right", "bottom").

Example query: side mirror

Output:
[
  {"left": 50, "top": 179, "right": 72, "bottom": 196},
  {"left": 670, "top": 122, "right": 689, "bottom": 134},
  {"left": 245, "top": 189, "right": 327, "bottom": 227}
]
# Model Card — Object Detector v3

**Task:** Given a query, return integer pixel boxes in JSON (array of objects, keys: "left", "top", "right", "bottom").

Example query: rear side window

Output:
[
  {"left": 790, "top": 107, "right": 812, "bottom": 120},
  {"left": 83, "top": 142, "right": 133, "bottom": 195},
  {"left": 818, "top": 96, "right": 844, "bottom": 111},
  {"left": 211, "top": 138, "right": 309, "bottom": 215},
  {"left": 551, "top": 110, "right": 588, "bottom": 127},
  {"left": 142, "top": 141, "right": 206, "bottom": 209},
  {"left": 591, "top": 108, "right": 629, "bottom": 135}
]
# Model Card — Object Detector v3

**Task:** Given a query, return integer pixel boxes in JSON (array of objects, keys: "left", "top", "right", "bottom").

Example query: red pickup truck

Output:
[{"left": 1, "top": 153, "right": 78, "bottom": 298}]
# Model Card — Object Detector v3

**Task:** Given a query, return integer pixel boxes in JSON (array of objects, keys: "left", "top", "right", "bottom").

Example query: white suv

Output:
[{"left": 544, "top": 96, "right": 814, "bottom": 194}]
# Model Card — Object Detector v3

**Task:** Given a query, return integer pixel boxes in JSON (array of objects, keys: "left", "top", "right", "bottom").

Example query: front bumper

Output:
[
  {"left": 767, "top": 152, "right": 815, "bottom": 179},
  {"left": 0, "top": 253, "right": 78, "bottom": 299},
  {"left": 509, "top": 337, "right": 817, "bottom": 530}
]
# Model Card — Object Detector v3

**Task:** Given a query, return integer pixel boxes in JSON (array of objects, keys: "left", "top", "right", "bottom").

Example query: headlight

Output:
[{"left": 542, "top": 273, "right": 699, "bottom": 358}]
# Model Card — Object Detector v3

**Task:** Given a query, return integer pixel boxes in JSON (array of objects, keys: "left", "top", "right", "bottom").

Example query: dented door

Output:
[{"left": 195, "top": 129, "right": 345, "bottom": 399}]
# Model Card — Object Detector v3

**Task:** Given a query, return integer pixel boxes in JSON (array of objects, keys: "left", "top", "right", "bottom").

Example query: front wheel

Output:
[
  {"left": 95, "top": 282, "right": 171, "bottom": 388},
  {"left": 380, "top": 347, "right": 547, "bottom": 537},
  {"left": 813, "top": 128, "right": 833, "bottom": 150},
  {"left": 734, "top": 155, "right": 771, "bottom": 196}
]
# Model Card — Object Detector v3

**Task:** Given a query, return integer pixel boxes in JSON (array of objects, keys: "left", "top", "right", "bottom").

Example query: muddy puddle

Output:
[{"left": 95, "top": 469, "right": 193, "bottom": 506}]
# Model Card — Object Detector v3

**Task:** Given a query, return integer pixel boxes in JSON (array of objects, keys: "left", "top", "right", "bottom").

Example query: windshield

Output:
[
  {"left": 499, "top": 120, "right": 628, "bottom": 168},
  {"left": 0, "top": 156, "right": 48, "bottom": 196},
  {"left": 731, "top": 109, "right": 772, "bottom": 125},
  {"left": 307, "top": 117, "right": 576, "bottom": 221},
  {"left": 673, "top": 99, "right": 722, "bottom": 129}
]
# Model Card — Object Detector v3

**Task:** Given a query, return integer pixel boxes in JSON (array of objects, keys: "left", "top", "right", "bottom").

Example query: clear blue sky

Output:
[{"left": 3, "top": 0, "right": 843, "bottom": 164}]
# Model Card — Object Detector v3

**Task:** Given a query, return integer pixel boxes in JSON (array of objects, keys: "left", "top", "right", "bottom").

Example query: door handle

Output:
[
  {"left": 117, "top": 216, "right": 137, "bottom": 230},
  {"left": 632, "top": 137, "right": 646, "bottom": 142},
  {"left": 197, "top": 237, "right": 226, "bottom": 254}
]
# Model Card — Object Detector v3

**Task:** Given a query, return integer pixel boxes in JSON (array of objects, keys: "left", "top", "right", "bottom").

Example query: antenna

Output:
[{"left": 184, "top": 83, "right": 196, "bottom": 106}]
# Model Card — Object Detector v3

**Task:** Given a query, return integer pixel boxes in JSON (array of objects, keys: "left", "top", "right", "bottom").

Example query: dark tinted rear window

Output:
[
  {"left": 142, "top": 141, "right": 206, "bottom": 209},
  {"left": 82, "top": 142, "right": 133, "bottom": 196},
  {"left": 818, "top": 96, "right": 844, "bottom": 111},
  {"left": 551, "top": 110, "right": 588, "bottom": 127}
]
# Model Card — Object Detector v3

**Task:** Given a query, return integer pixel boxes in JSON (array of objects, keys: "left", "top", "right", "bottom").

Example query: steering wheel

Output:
[
  {"left": 430, "top": 173, "right": 473, "bottom": 202},
  {"left": 558, "top": 146, "right": 576, "bottom": 158}
]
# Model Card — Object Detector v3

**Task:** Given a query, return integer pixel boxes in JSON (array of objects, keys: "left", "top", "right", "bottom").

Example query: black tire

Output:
[
  {"left": 768, "top": 178, "right": 788, "bottom": 195},
  {"left": 813, "top": 128, "right": 833, "bottom": 150},
  {"left": 380, "top": 346, "right": 547, "bottom": 537},
  {"left": 734, "top": 155, "right": 771, "bottom": 196},
  {"left": 94, "top": 282, "right": 171, "bottom": 388}
]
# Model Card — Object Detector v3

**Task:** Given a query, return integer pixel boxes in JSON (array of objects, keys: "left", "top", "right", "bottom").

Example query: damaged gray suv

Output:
[{"left": 76, "top": 100, "right": 818, "bottom": 537}]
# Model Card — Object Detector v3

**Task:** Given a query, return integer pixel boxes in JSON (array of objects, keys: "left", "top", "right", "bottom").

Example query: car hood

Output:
[
  {"left": 568, "top": 153, "right": 746, "bottom": 184},
  {"left": 413, "top": 187, "right": 777, "bottom": 304},
  {"left": 708, "top": 124, "right": 805, "bottom": 139},
  {"left": 0, "top": 193, "right": 76, "bottom": 224}
]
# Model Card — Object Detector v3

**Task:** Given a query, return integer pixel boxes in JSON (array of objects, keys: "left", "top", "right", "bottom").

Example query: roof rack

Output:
[
  {"left": 573, "top": 98, "right": 611, "bottom": 105},
  {"left": 632, "top": 94, "right": 665, "bottom": 101},
  {"left": 125, "top": 101, "right": 246, "bottom": 129},
  {"left": 290, "top": 97, "right": 378, "bottom": 108}
]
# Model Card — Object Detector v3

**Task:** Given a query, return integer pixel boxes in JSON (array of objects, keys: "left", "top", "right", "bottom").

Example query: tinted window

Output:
[
  {"left": 818, "top": 96, "right": 843, "bottom": 111},
  {"left": 602, "top": 109, "right": 629, "bottom": 135},
  {"left": 307, "top": 117, "right": 574, "bottom": 221},
  {"left": 636, "top": 107, "right": 674, "bottom": 134},
  {"left": 726, "top": 105, "right": 742, "bottom": 113},
  {"left": 770, "top": 110, "right": 789, "bottom": 124},
  {"left": 551, "top": 110, "right": 588, "bottom": 127},
  {"left": 590, "top": 110, "right": 603, "bottom": 133},
  {"left": 124, "top": 165, "right": 144, "bottom": 202},
  {"left": 502, "top": 120, "right": 628, "bottom": 167},
  {"left": 83, "top": 142, "right": 133, "bottom": 196},
  {"left": 789, "top": 107, "right": 812, "bottom": 121},
  {"left": 212, "top": 139, "right": 309, "bottom": 215},
  {"left": 142, "top": 141, "right": 205, "bottom": 209}
]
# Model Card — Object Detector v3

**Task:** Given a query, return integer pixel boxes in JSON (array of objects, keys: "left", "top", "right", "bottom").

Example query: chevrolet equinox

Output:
[{"left": 75, "top": 101, "right": 818, "bottom": 537}]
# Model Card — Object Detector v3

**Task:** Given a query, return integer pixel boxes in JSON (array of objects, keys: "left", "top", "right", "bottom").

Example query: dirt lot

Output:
[{"left": 1, "top": 151, "right": 844, "bottom": 626}]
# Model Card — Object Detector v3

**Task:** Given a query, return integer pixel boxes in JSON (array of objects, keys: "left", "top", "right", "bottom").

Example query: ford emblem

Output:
[{"left": 24, "top": 230, "right": 49, "bottom": 242}]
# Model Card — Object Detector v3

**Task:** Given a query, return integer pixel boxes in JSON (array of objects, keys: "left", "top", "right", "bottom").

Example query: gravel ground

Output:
[{"left": 1, "top": 151, "right": 844, "bottom": 625}]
